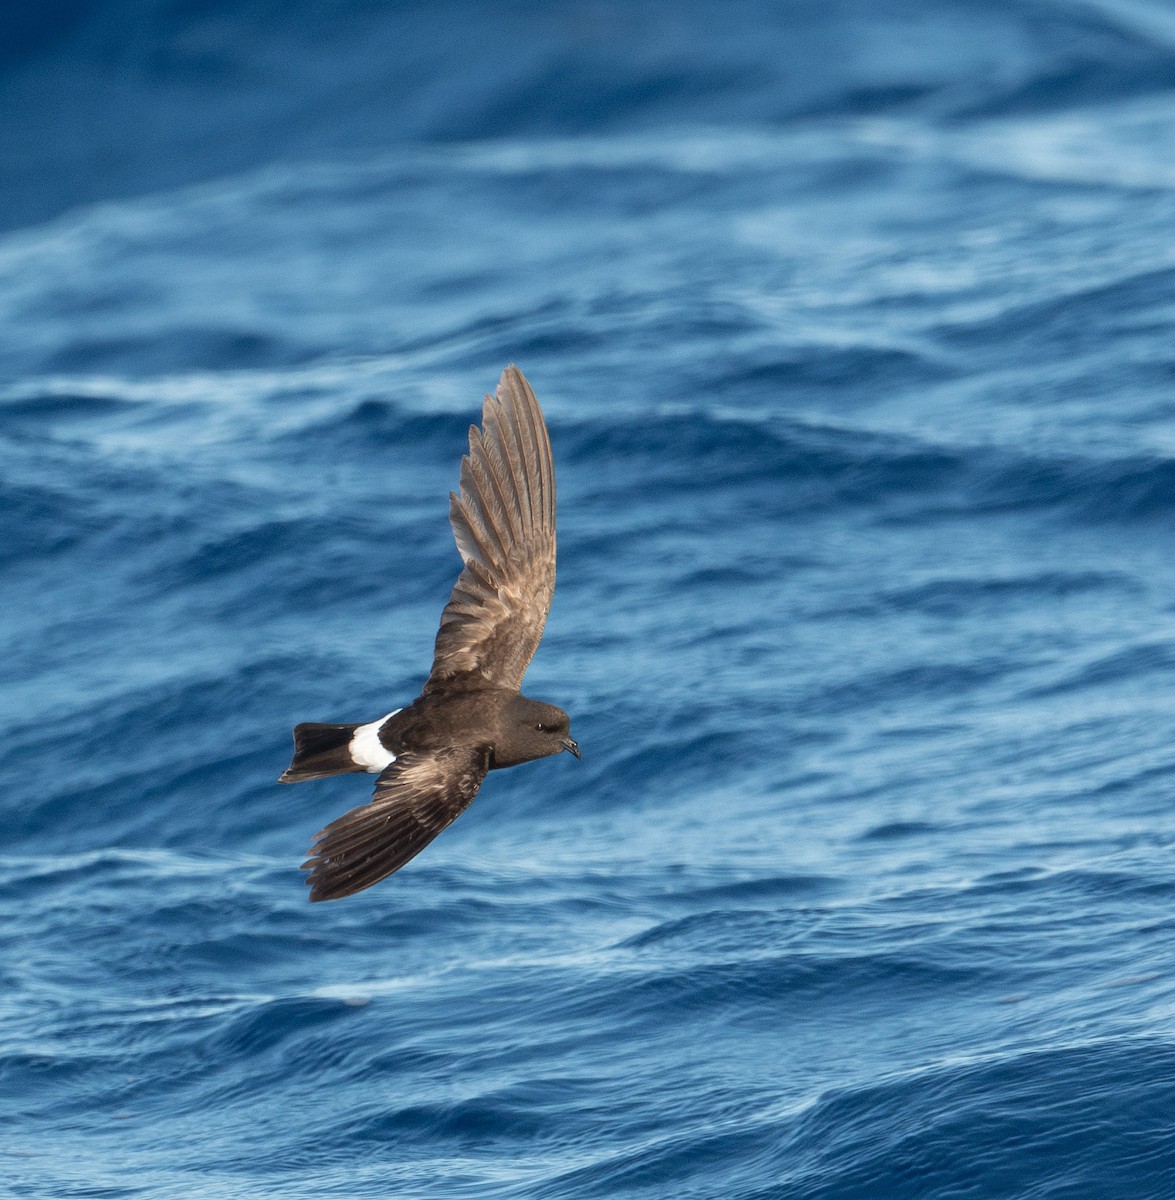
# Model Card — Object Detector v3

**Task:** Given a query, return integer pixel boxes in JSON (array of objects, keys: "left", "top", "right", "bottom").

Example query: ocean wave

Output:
[
  {"left": 771, "top": 1040, "right": 1175, "bottom": 1200},
  {"left": 7, "top": 3, "right": 1175, "bottom": 1196}
]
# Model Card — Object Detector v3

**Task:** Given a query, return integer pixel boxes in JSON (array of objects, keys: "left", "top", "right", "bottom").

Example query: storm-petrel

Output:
[{"left": 280, "top": 365, "right": 578, "bottom": 901}]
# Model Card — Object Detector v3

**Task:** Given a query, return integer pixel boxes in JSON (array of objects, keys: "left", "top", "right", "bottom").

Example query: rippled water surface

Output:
[{"left": 4, "top": 2, "right": 1175, "bottom": 1197}]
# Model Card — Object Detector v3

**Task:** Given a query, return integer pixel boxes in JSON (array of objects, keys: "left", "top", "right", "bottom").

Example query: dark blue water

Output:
[{"left": 5, "top": 2, "right": 1175, "bottom": 1196}]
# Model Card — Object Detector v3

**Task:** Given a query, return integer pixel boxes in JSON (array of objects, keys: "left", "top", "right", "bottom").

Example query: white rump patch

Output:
[{"left": 349, "top": 710, "right": 402, "bottom": 773}]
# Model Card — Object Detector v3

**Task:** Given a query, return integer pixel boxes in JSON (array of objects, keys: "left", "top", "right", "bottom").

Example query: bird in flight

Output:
[{"left": 280, "top": 365, "right": 578, "bottom": 901}]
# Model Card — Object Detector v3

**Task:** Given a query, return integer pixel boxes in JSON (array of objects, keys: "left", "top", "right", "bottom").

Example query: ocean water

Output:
[{"left": 4, "top": 2, "right": 1175, "bottom": 1196}]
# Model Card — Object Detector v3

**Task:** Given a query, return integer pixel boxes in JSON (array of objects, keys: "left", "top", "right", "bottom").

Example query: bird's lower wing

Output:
[{"left": 302, "top": 746, "right": 490, "bottom": 901}]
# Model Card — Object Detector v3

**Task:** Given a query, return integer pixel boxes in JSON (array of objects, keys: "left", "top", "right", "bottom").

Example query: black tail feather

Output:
[{"left": 279, "top": 722, "right": 363, "bottom": 783}]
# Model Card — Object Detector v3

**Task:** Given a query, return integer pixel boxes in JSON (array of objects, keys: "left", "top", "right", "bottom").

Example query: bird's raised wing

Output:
[
  {"left": 425, "top": 365, "right": 556, "bottom": 695},
  {"left": 302, "top": 746, "right": 490, "bottom": 900}
]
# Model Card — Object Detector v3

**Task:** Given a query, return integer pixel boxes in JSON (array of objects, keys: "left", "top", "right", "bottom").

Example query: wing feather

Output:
[
  {"left": 426, "top": 365, "right": 556, "bottom": 694},
  {"left": 302, "top": 747, "right": 489, "bottom": 901}
]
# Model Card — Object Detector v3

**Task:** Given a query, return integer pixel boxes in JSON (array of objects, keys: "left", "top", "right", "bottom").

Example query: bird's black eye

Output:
[{"left": 535, "top": 723, "right": 550, "bottom": 733}]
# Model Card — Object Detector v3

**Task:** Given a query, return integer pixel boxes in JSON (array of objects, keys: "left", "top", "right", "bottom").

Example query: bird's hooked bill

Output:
[{"left": 561, "top": 738, "right": 580, "bottom": 759}]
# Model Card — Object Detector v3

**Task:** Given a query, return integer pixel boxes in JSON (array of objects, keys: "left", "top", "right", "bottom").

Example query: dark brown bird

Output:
[{"left": 279, "top": 365, "right": 578, "bottom": 901}]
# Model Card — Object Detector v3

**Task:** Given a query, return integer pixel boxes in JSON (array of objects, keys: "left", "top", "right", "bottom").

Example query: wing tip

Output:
[
  {"left": 304, "top": 870, "right": 344, "bottom": 902},
  {"left": 496, "top": 364, "right": 540, "bottom": 417},
  {"left": 301, "top": 853, "right": 382, "bottom": 902}
]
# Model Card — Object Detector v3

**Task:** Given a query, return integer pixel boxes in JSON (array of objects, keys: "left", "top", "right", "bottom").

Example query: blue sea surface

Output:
[{"left": 4, "top": 2, "right": 1175, "bottom": 1196}]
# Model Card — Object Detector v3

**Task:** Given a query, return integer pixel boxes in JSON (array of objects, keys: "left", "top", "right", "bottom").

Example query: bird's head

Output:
[{"left": 495, "top": 695, "right": 579, "bottom": 768}]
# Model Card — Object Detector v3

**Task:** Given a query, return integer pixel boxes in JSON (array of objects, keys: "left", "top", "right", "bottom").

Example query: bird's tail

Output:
[{"left": 278, "top": 722, "right": 365, "bottom": 783}]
